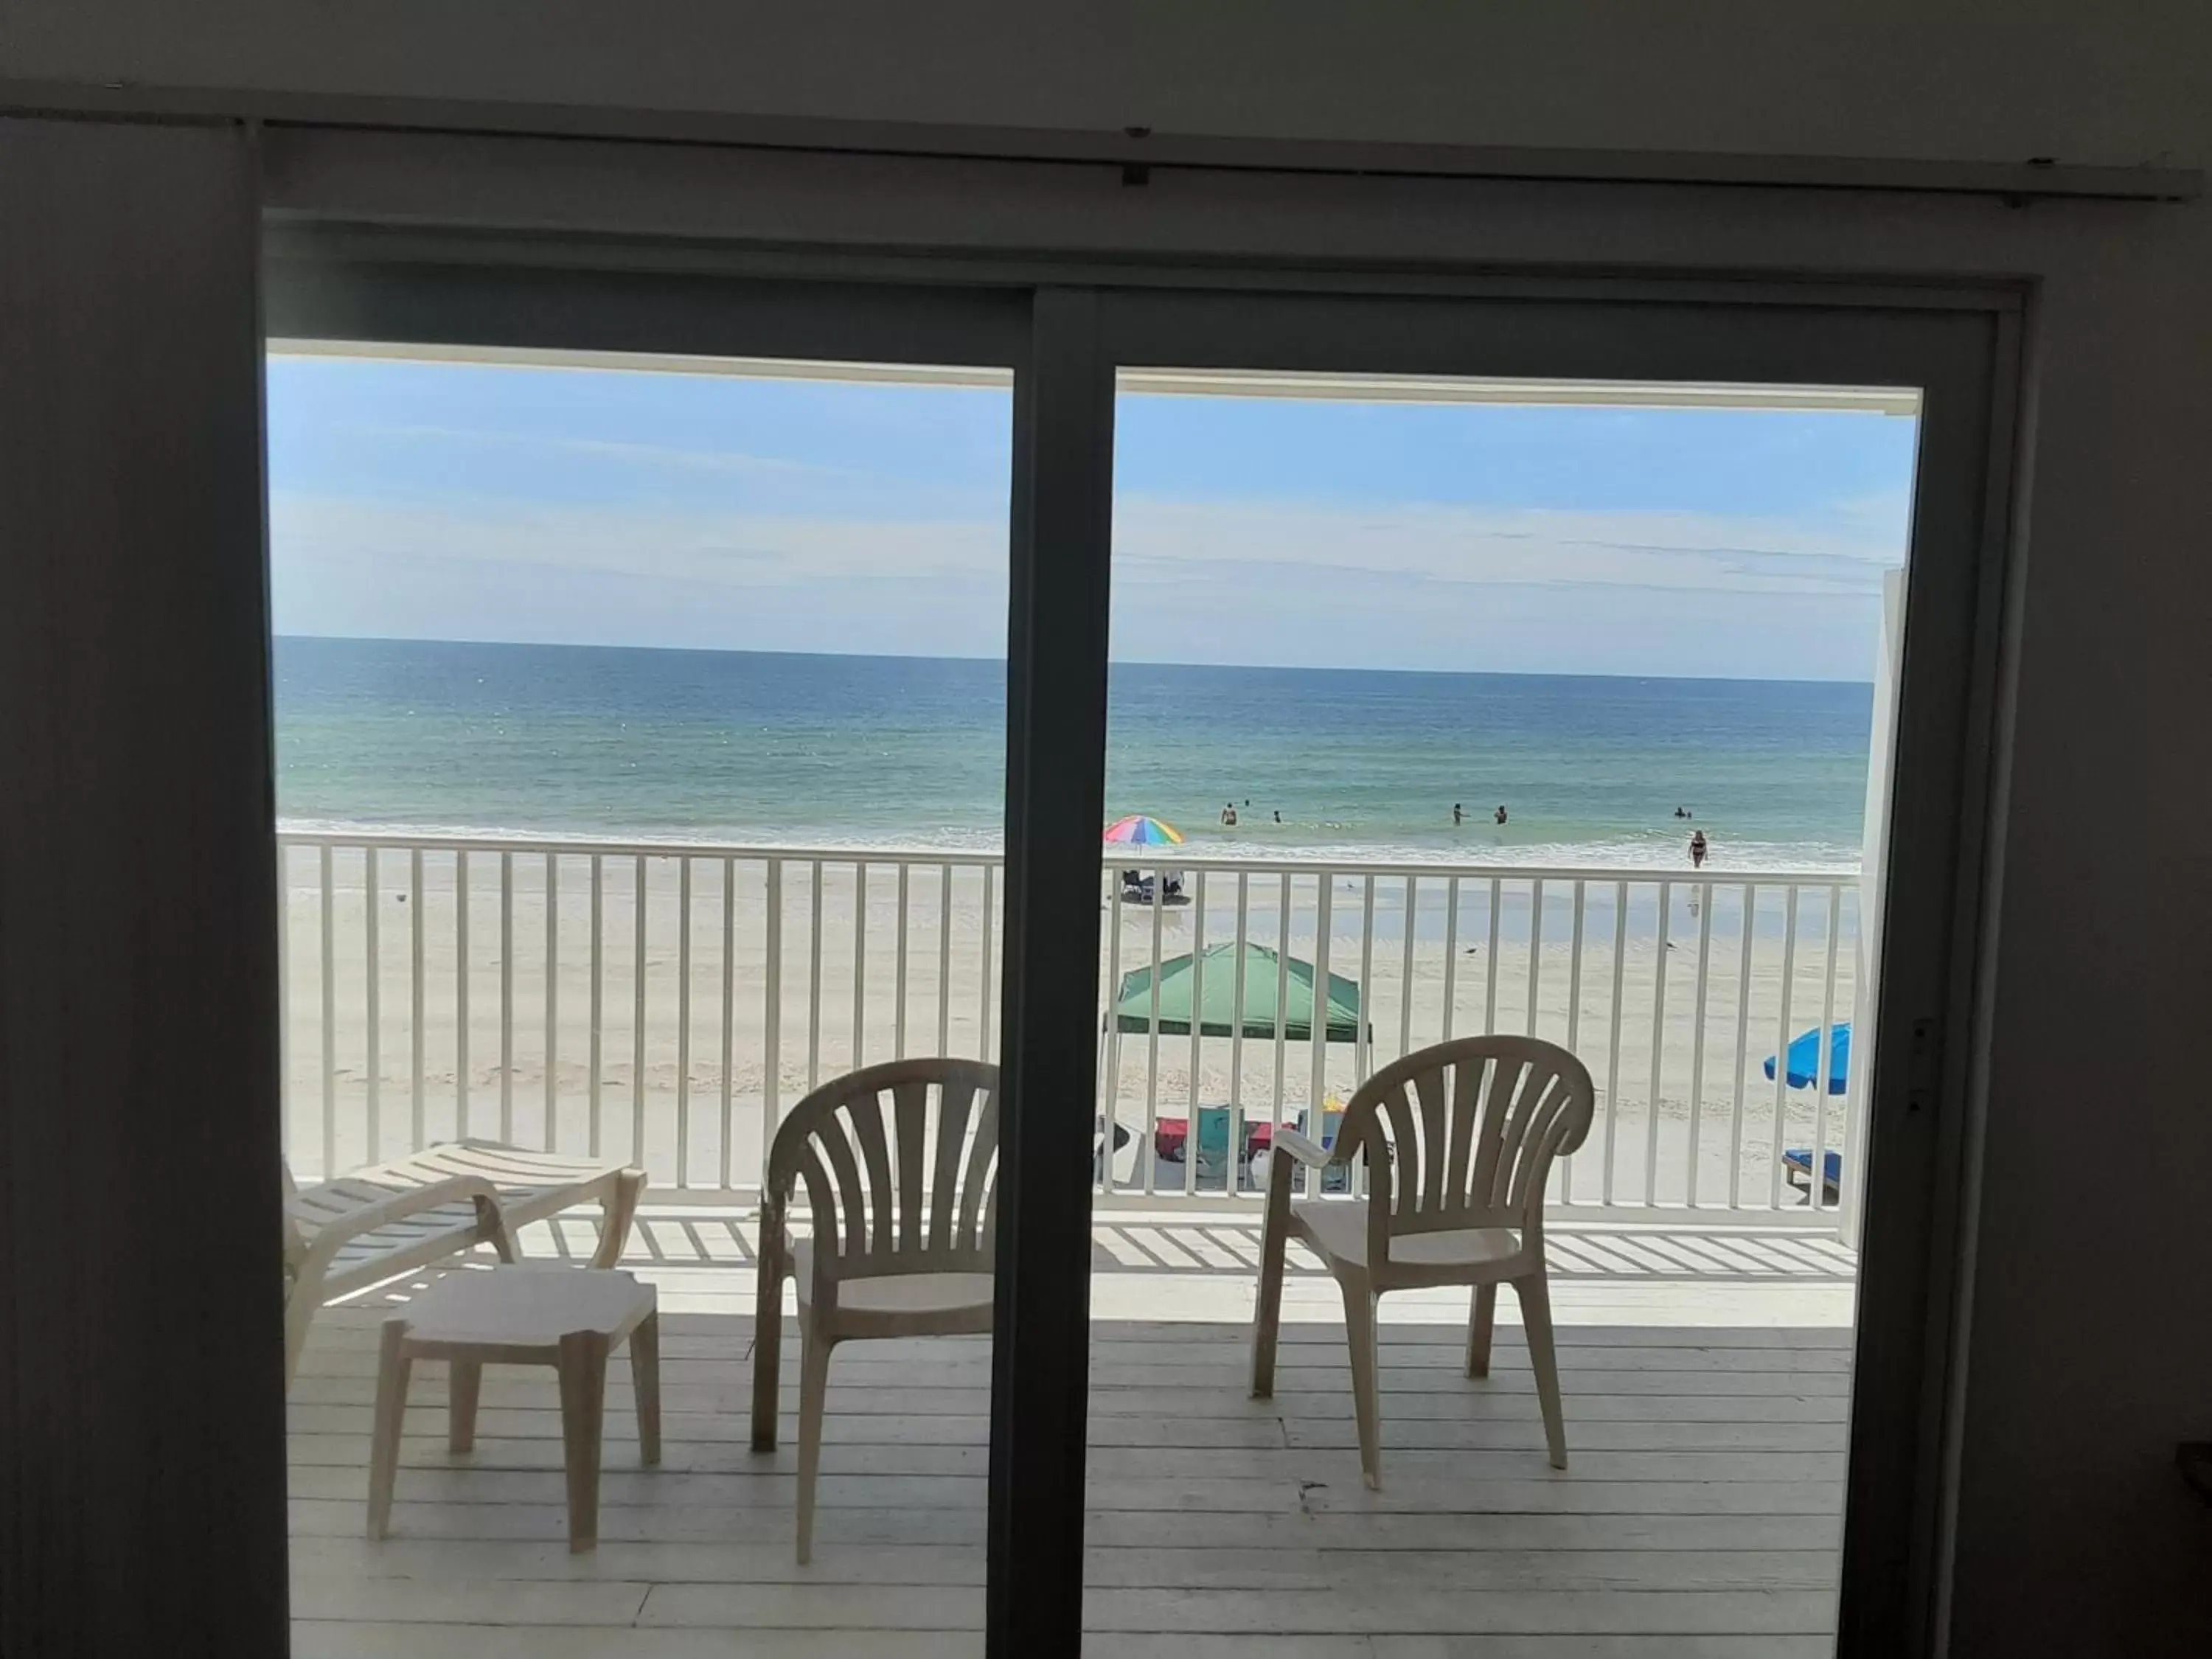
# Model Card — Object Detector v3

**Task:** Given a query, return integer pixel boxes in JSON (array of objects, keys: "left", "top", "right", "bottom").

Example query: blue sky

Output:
[{"left": 267, "top": 356, "right": 1917, "bottom": 679}]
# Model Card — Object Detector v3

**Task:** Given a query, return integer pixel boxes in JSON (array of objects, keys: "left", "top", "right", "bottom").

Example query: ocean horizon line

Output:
[{"left": 272, "top": 632, "right": 1879, "bottom": 690}]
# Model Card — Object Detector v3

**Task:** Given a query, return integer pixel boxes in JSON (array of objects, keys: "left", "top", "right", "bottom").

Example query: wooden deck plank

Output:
[{"left": 291, "top": 1231, "right": 1854, "bottom": 1649}]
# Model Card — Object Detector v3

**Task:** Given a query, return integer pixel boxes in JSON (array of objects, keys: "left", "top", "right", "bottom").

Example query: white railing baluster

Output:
[
  {"left": 1229, "top": 872, "right": 1249, "bottom": 1188},
  {"left": 319, "top": 844, "right": 335, "bottom": 1177},
  {"left": 1730, "top": 883, "right": 1756, "bottom": 1208},
  {"left": 499, "top": 851, "right": 514, "bottom": 1146},
  {"left": 1440, "top": 875, "right": 1461, "bottom": 1042},
  {"left": 1602, "top": 880, "right": 1627, "bottom": 1206},
  {"left": 764, "top": 859, "right": 782, "bottom": 1163},
  {"left": 544, "top": 853, "right": 559, "bottom": 1152},
  {"left": 364, "top": 847, "right": 380, "bottom": 1163},
  {"left": 631, "top": 855, "right": 647, "bottom": 1166},
  {"left": 807, "top": 859, "right": 824, "bottom": 1092},
  {"left": 936, "top": 863, "right": 953, "bottom": 1058},
  {"left": 894, "top": 863, "right": 911, "bottom": 1060},
  {"left": 1770, "top": 885, "right": 1801, "bottom": 1209},
  {"left": 720, "top": 856, "right": 735, "bottom": 1189},
  {"left": 1561, "top": 880, "right": 1586, "bottom": 1202},
  {"left": 1686, "top": 880, "right": 1715, "bottom": 1208},
  {"left": 979, "top": 865, "right": 996, "bottom": 1062},
  {"left": 675, "top": 855, "right": 692, "bottom": 1186},
  {"left": 1144, "top": 860, "right": 1166, "bottom": 1193},
  {"left": 851, "top": 861, "right": 869, "bottom": 1070},
  {"left": 1357, "top": 874, "right": 1377, "bottom": 1085},
  {"left": 1812, "top": 884, "right": 1843, "bottom": 1214},
  {"left": 455, "top": 850, "right": 470, "bottom": 1139},
  {"left": 409, "top": 847, "right": 424, "bottom": 1152},
  {"left": 1398, "top": 876, "right": 1417, "bottom": 1062},
  {"left": 1100, "top": 874, "right": 1124, "bottom": 1194},
  {"left": 1484, "top": 877, "right": 1503, "bottom": 1035},
  {"left": 1270, "top": 874, "right": 1292, "bottom": 1131},
  {"left": 1646, "top": 881, "right": 1672, "bottom": 1206},
  {"left": 276, "top": 846, "right": 291, "bottom": 1158},
  {"left": 1310, "top": 872, "right": 1332, "bottom": 1161},
  {"left": 587, "top": 853, "right": 602, "bottom": 1158},
  {"left": 1526, "top": 877, "right": 1543, "bottom": 1039},
  {"left": 1184, "top": 872, "right": 1208, "bottom": 1197}
]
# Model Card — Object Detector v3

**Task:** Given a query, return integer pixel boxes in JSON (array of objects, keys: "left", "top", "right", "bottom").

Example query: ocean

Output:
[{"left": 273, "top": 636, "right": 1875, "bottom": 871}]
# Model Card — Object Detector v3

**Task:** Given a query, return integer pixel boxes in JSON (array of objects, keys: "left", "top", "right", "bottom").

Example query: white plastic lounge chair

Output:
[
  {"left": 751, "top": 1058, "right": 999, "bottom": 1562},
  {"left": 283, "top": 1139, "right": 647, "bottom": 1386},
  {"left": 1251, "top": 1035, "right": 1595, "bottom": 1486}
]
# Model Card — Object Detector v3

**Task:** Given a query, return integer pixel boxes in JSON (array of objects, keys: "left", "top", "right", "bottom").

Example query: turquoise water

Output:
[{"left": 274, "top": 636, "right": 1874, "bottom": 871}]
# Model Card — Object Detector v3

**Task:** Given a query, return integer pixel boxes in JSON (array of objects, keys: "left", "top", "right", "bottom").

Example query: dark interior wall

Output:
[
  {"left": 2, "top": 0, "right": 2209, "bottom": 165},
  {"left": 5, "top": 4, "right": 2211, "bottom": 1652}
]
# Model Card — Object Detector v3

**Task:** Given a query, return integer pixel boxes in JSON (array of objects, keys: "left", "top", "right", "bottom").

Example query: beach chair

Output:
[
  {"left": 1251, "top": 1036, "right": 1594, "bottom": 1486},
  {"left": 1783, "top": 1147, "right": 1843, "bottom": 1203},
  {"left": 751, "top": 1058, "right": 999, "bottom": 1561},
  {"left": 282, "top": 1140, "right": 646, "bottom": 1386}
]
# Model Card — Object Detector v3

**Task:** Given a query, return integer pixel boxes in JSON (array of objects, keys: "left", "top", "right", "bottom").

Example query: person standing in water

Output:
[
  {"left": 1494, "top": 804, "right": 1508, "bottom": 826},
  {"left": 1689, "top": 829, "right": 1708, "bottom": 869},
  {"left": 1273, "top": 810, "right": 1281, "bottom": 824},
  {"left": 1453, "top": 802, "right": 1464, "bottom": 826},
  {"left": 1221, "top": 801, "right": 1238, "bottom": 826}
]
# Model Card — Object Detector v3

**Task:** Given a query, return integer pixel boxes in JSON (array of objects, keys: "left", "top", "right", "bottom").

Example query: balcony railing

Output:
[{"left": 276, "top": 831, "right": 1860, "bottom": 1223}]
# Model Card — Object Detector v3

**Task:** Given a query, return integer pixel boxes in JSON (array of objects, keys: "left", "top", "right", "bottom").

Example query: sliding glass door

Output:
[
  {"left": 257, "top": 248, "right": 2011, "bottom": 1659},
  {"left": 1021, "top": 287, "right": 2006, "bottom": 1657}
]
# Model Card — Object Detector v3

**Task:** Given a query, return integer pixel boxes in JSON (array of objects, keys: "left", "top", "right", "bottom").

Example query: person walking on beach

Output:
[
  {"left": 1453, "top": 802, "right": 1464, "bottom": 826},
  {"left": 1494, "top": 804, "right": 1508, "bottom": 825},
  {"left": 1221, "top": 801, "right": 1238, "bottom": 826},
  {"left": 1689, "top": 829, "right": 1708, "bottom": 869}
]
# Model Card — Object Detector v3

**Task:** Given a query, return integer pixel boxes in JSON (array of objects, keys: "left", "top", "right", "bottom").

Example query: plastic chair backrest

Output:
[
  {"left": 1335, "top": 1036, "right": 1595, "bottom": 1262},
  {"left": 766, "top": 1058, "right": 1000, "bottom": 1281}
]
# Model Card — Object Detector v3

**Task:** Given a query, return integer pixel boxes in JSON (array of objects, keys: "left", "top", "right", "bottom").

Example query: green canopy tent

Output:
[
  {"left": 1110, "top": 939, "right": 1366, "bottom": 1045},
  {"left": 1101, "top": 942, "right": 1371, "bottom": 1181}
]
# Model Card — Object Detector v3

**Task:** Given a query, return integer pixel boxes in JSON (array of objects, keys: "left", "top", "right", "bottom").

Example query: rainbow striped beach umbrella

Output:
[{"left": 1103, "top": 813, "right": 1184, "bottom": 846}]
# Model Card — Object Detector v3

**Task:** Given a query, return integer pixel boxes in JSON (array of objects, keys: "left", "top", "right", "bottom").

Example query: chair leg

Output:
[
  {"left": 1250, "top": 1164, "right": 1293, "bottom": 1398},
  {"left": 795, "top": 1314, "right": 832, "bottom": 1565},
  {"left": 1465, "top": 1281, "right": 1498, "bottom": 1378},
  {"left": 557, "top": 1329, "right": 611, "bottom": 1554},
  {"left": 591, "top": 1170, "right": 647, "bottom": 1268},
  {"left": 751, "top": 1237, "right": 785, "bottom": 1453},
  {"left": 630, "top": 1307, "right": 663, "bottom": 1466},
  {"left": 1515, "top": 1270, "right": 1568, "bottom": 1470},
  {"left": 448, "top": 1359, "right": 481, "bottom": 1454},
  {"left": 1341, "top": 1278, "right": 1384, "bottom": 1490},
  {"left": 366, "top": 1320, "right": 413, "bottom": 1539},
  {"left": 283, "top": 1278, "right": 323, "bottom": 1392}
]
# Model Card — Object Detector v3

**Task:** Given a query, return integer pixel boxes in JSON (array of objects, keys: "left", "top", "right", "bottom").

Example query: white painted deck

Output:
[{"left": 288, "top": 1209, "right": 1857, "bottom": 1658}]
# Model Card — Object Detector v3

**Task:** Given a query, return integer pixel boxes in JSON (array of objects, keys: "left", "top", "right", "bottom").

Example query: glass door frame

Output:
[
  {"left": 1022, "top": 280, "right": 2017, "bottom": 1659},
  {"left": 264, "top": 238, "right": 2022, "bottom": 1659}
]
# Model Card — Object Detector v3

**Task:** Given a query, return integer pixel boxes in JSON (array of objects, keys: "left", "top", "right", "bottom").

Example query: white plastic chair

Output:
[
  {"left": 1251, "top": 1035, "right": 1596, "bottom": 1486},
  {"left": 750, "top": 1058, "right": 999, "bottom": 1562}
]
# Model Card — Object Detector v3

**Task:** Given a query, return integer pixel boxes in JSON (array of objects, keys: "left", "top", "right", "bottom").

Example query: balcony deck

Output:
[{"left": 288, "top": 1209, "right": 1855, "bottom": 1658}]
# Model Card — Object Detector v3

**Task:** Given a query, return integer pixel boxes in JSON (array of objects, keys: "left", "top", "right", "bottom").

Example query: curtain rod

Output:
[{"left": 4, "top": 77, "right": 2199, "bottom": 204}]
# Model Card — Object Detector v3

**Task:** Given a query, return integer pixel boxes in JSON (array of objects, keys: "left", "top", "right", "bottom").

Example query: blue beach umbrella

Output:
[{"left": 1764, "top": 1022, "right": 1851, "bottom": 1095}]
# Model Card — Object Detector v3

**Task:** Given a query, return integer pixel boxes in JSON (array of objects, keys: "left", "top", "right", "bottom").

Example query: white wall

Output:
[{"left": 7, "top": 5, "right": 2212, "bottom": 1651}]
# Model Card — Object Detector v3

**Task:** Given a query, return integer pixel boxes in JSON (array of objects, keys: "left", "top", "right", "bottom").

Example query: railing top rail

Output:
[{"left": 275, "top": 825, "right": 1855, "bottom": 887}]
